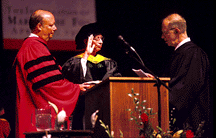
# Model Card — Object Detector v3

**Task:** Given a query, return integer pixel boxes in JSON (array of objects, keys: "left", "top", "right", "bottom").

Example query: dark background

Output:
[{"left": 0, "top": 0, "right": 213, "bottom": 137}]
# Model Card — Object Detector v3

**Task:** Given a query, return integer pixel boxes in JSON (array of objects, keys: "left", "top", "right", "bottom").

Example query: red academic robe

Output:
[
  {"left": 15, "top": 37, "right": 80, "bottom": 138},
  {"left": 0, "top": 119, "right": 10, "bottom": 138}
]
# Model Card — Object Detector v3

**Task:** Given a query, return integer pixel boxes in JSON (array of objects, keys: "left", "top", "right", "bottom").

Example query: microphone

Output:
[
  {"left": 118, "top": 35, "right": 145, "bottom": 66},
  {"left": 118, "top": 35, "right": 136, "bottom": 52}
]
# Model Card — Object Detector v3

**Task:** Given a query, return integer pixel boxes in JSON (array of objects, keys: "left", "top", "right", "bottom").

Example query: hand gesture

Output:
[
  {"left": 79, "top": 83, "right": 91, "bottom": 95},
  {"left": 86, "top": 34, "right": 95, "bottom": 55}
]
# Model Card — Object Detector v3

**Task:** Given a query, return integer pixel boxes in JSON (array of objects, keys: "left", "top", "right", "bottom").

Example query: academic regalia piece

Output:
[
  {"left": 15, "top": 37, "right": 80, "bottom": 138},
  {"left": 167, "top": 41, "right": 210, "bottom": 132},
  {"left": 75, "top": 22, "right": 103, "bottom": 50},
  {"left": 62, "top": 53, "right": 121, "bottom": 84},
  {"left": 62, "top": 53, "right": 121, "bottom": 130}
]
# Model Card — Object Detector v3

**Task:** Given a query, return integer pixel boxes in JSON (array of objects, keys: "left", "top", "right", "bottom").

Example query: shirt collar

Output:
[
  {"left": 29, "top": 33, "right": 39, "bottom": 37},
  {"left": 28, "top": 33, "right": 48, "bottom": 46},
  {"left": 175, "top": 37, "right": 191, "bottom": 51}
]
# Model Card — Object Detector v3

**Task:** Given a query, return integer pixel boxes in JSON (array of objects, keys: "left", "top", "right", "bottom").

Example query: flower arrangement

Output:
[
  {"left": 48, "top": 101, "right": 68, "bottom": 130},
  {"left": 99, "top": 119, "right": 123, "bottom": 138},
  {"left": 100, "top": 88, "right": 205, "bottom": 138},
  {"left": 126, "top": 88, "right": 157, "bottom": 137}
]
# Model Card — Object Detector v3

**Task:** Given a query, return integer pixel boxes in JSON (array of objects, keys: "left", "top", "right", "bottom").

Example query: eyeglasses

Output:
[
  {"left": 162, "top": 28, "right": 176, "bottom": 35},
  {"left": 93, "top": 36, "right": 104, "bottom": 41}
]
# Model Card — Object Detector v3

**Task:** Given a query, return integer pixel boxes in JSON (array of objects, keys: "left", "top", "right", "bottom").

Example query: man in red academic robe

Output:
[{"left": 15, "top": 10, "right": 89, "bottom": 138}]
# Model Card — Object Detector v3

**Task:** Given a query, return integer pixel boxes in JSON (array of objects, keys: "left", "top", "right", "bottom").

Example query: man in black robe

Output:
[
  {"left": 62, "top": 23, "right": 121, "bottom": 130},
  {"left": 161, "top": 13, "right": 210, "bottom": 136}
]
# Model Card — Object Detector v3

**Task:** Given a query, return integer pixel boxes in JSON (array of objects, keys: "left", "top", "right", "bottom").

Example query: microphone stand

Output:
[{"left": 124, "top": 47, "right": 170, "bottom": 128}]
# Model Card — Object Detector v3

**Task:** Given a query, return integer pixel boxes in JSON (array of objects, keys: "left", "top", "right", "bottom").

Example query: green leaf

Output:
[
  {"left": 105, "top": 130, "right": 111, "bottom": 137},
  {"left": 156, "top": 126, "right": 163, "bottom": 132},
  {"left": 99, "top": 120, "right": 106, "bottom": 129},
  {"left": 173, "top": 118, "right": 176, "bottom": 124},
  {"left": 131, "top": 88, "right": 134, "bottom": 93},
  {"left": 100, "top": 123, "right": 106, "bottom": 128},
  {"left": 134, "top": 97, "right": 140, "bottom": 105},
  {"left": 99, "top": 120, "right": 103, "bottom": 123},
  {"left": 119, "top": 129, "right": 123, "bottom": 137},
  {"left": 137, "top": 127, "right": 143, "bottom": 130},
  {"left": 150, "top": 108, "right": 153, "bottom": 114},
  {"left": 135, "top": 121, "right": 140, "bottom": 126}
]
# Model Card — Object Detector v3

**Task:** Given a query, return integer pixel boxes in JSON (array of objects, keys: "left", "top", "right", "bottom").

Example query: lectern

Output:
[{"left": 85, "top": 77, "right": 170, "bottom": 137}]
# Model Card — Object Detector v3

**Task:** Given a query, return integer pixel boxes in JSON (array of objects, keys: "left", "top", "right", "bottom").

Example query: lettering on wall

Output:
[{"left": 2, "top": 0, "right": 96, "bottom": 50}]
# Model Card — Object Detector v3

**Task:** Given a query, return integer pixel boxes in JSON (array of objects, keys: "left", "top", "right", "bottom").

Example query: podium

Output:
[{"left": 84, "top": 77, "right": 170, "bottom": 137}]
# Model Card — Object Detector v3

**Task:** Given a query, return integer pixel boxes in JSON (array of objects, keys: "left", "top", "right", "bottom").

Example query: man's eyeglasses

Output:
[{"left": 162, "top": 28, "right": 176, "bottom": 35}]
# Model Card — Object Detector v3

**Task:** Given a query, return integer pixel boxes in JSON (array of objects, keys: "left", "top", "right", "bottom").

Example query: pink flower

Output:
[
  {"left": 185, "top": 130, "right": 194, "bottom": 138},
  {"left": 141, "top": 113, "right": 148, "bottom": 124}
]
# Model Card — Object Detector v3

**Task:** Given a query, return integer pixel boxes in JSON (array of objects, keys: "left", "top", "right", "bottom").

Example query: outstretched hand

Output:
[
  {"left": 79, "top": 83, "right": 91, "bottom": 95},
  {"left": 79, "top": 83, "right": 91, "bottom": 91}
]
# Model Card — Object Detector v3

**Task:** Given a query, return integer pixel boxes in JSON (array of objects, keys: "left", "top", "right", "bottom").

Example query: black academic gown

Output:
[
  {"left": 62, "top": 54, "right": 120, "bottom": 84},
  {"left": 167, "top": 41, "right": 210, "bottom": 133},
  {"left": 62, "top": 53, "right": 121, "bottom": 130}
]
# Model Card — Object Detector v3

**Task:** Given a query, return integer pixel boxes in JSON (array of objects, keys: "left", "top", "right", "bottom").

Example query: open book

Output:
[{"left": 132, "top": 69, "right": 150, "bottom": 78}]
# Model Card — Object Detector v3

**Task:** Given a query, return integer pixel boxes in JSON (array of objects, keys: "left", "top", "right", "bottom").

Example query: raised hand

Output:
[
  {"left": 82, "top": 34, "right": 95, "bottom": 60},
  {"left": 86, "top": 34, "right": 95, "bottom": 55}
]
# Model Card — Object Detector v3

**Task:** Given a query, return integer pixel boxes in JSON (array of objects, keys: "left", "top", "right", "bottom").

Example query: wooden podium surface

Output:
[{"left": 85, "top": 77, "right": 170, "bottom": 137}]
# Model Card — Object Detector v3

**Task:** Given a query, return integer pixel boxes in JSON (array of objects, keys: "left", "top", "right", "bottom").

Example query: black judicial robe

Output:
[{"left": 167, "top": 41, "right": 210, "bottom": 132}]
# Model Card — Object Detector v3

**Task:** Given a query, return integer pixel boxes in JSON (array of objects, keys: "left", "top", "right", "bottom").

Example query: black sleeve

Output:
[
  {"left": 102, "top": 60, "right": 122, "bottom": 80},
  {"left": 169, "top": 47, "right": 210, "bottom": 111},
  {"left": 62, "top": 57, "right": 83, "bottom": 83}
]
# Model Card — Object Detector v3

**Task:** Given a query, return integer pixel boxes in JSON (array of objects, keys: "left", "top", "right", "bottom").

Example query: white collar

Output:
[
  {"left": 29, "top": 33, "right": 39, "bottom": 37},
  {"left": 175, "top": 37, "right": 191, "bottom": 51}
]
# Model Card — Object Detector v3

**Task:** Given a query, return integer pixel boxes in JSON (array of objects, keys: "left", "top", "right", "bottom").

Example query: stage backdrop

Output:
[{"left": 2, "top": 0, "right": 96, "bottom": 51}]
